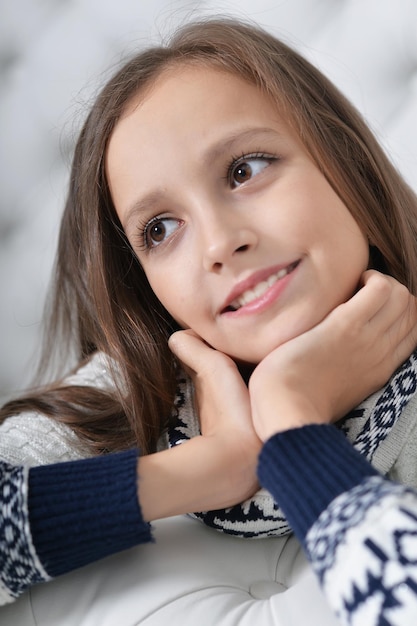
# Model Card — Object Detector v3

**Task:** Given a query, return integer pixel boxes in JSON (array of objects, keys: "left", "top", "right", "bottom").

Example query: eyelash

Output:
[
  {"left": 134, "top": 215, "right": 172, "bottom": 252},
  {"left": 134, "top": 151, "right": 277, "bottom": 251},
  {"left": 226, "top": 151, "right": 277, "bottom": 188},
  {"left": 133, "top": 221, "right": 147, "bottom": 252}
]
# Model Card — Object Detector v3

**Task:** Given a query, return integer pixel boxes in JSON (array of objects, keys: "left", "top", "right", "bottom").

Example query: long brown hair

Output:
[{"left": 2, "top": 17, "right": 417, "bottom": 454}]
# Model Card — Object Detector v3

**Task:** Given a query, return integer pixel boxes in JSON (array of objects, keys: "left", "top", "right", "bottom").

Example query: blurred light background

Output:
[{"left": 1, "top": 0, "right": 416, "bottom": 404}]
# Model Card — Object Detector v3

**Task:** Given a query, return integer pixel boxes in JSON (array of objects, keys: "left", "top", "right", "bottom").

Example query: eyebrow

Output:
[
  {"left": 204, "top": 126, "right": 280, "bottom": 163},
  {"left": 123, "top": 126, "right": 281, "bottom": 228},
  {"left": 124, "top": 190, "right": 167, "bottom": 231}
]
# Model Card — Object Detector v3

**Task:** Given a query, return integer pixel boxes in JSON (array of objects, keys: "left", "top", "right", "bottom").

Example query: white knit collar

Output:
[{"left": 166, "top": 351, "right": 417, "bottom": 538}]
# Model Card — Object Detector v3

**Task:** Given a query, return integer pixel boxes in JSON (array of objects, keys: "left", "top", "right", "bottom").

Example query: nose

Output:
[{"left": 201, "top": 210, "right": 258, "bottom": 273}]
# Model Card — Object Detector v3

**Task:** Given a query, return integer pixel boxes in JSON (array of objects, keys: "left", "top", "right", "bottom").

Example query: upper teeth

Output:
[{"left": 229, "top": 266, "right": 291, "bottom": 310}]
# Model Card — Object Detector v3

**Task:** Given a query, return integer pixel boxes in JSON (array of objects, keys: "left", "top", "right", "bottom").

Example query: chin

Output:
[{"left": 227, "top": 345, "right": 277, "bottom": 367}]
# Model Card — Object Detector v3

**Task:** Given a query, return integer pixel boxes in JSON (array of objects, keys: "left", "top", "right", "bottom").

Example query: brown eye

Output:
[
  {"left": 149, "top": 221, "right": 166, "bottom": 243},
  {"left": 229, "top": 156, "right": 272, "bottom": 188},
  {"left": 233, "top": 162, "right": 253, "bottom": 185},
  {"left": 144, "top": 217, "right": 182, "bottom": 248}
]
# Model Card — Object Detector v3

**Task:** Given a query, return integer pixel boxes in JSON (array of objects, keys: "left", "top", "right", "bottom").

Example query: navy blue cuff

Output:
[
  {"left": 257, "top": 424, "right": 379, "bottom": 545},
  {"left": 28, "top": 449, "right": 152, "bottom": 577}
]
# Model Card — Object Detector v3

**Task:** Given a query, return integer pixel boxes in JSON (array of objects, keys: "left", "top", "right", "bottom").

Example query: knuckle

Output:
[
  {"left": 396, "top": 282, "right": 411, "bottom": 305},
  {"left": 373, "top": 273, "right": 392, "bottom": 296}
]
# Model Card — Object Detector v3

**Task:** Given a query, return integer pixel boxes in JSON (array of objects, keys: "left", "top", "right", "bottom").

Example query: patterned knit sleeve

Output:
[
  {"left": 257, "top": 424, "right": 417, "bottom": 626},
  {"left": 0, "top": 460, "right": 50, "bottom": 604},
  {"left": 1, "top": 450, "right": 153, "bottom": 604}
]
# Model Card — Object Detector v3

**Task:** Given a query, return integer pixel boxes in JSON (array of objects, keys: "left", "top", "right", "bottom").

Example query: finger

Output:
[
  {"left": 168, "top": 330, "right": 229, "bottom": 376},
  {"left": 358, "top": 273, "right": 417, "bottom": 375},
  {"left": 341, "top": 271, "right": 410, "bottom": 334},
  {"left": 347, "top": 270, "right": 394, "bottom": 323},
  {"left": 362, "top": 277, "right": 417, "bottom": 346},
  {"left": 357, "top": 273, "right": 417, "bottom": 355},
  {"left": 169, "top": 329, "right": 252, "bottom": 416},
  {"left": 382, "top": 291, "right": 417, "bottom": 338},
  {"left": 379, "top": 296, "right": 417, "bottom": 366},
  {"left": 390, "top": 326, "right": 417, "bottom": 366}
]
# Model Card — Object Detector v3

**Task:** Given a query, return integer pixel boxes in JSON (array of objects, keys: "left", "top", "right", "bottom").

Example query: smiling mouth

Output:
[{"left": 223, "top": 261, "right": 300, "bottom": 313}]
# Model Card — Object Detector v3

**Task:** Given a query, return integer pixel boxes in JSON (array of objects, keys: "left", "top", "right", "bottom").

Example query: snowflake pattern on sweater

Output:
[
  {"left": 169, "top": 374, "right": 289, "bottom": 537},
  {"left": 341, "top": 352, "right": 417, "bottom": 460},
  {"left": 306, "top": 476, "right": 417, "bottom": 625},
  {"left": 0, "top": 462, "right": 49, "bottom": 604},
  {"left": 168, "top": 353, "right": 417, "bottom": 539}
]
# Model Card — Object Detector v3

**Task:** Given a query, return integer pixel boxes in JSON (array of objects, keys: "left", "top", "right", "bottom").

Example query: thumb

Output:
[
  {"left": 168, "top": 329, "right": 230, "bottom": 374},
  {"left": 169, "top": 331, "right": 254, "bottom": 438}
]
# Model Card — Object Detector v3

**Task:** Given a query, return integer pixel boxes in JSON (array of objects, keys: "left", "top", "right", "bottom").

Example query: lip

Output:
[{"left": 219, "top": 260, "right": 300, "bottom": 316}]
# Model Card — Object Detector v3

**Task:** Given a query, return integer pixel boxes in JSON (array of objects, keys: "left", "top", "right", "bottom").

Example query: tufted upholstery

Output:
[
  {"left": 1, "top": 0, "right": 417, "bottom": 404},
  {"left": 0, "top": 1, "right": 416, "bottom": 624},
  {"left": 1, "top": 516, "right": 340, "bottom": 626}
]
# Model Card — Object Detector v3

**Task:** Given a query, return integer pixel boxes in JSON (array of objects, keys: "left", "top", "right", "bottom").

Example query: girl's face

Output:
[{"left": 107, "top": 65, "right": 369, "bottom": 364}]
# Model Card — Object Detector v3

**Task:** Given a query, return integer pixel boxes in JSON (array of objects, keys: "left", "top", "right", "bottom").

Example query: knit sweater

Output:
[
  {"left": 0, "top": 452, "right": 151, "bottom": 605},
  {"left": 1, "top": 351, "right": 417, "bottom": 625},
  {"left": 259, "top": 427, "right": 417, "bottom": 625},
  {"left": 167, "top": 351, "right": 417, "bottom": 538},
  {"left": 0, "top": 353, "right": 153, "bottom": 604}
]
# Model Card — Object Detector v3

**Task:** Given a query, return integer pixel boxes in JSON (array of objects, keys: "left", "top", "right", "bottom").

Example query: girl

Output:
[{"left": 1, "top": 17, "right": 417, "bottom": 625}]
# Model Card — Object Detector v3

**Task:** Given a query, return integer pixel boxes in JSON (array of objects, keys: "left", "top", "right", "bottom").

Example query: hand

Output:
[
  {"left": 138, "top": 330, "right": 262, "bottom": 521},
  {"left": 249, "top": 271, "right": 417, "bottom": 441},
  {"left": 169, "top": 330, "right": 262, "bottom": 499}
]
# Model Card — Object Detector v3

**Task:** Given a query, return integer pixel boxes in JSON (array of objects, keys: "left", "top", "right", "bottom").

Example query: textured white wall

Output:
[{"left": 1, "top": 0, "right": 416, "bottom": 403}]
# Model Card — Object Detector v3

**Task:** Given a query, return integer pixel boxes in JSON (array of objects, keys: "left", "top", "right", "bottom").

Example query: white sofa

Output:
[
  {"left": 0, "top": 1, "right": 416, "bottom": 625},
  {"left": 1, "top": 516, "right": 340, "bottom": 626}
]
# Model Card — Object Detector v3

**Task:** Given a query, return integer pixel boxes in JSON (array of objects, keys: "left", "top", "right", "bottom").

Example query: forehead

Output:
[
  {"left": 105, "top": 64, "right": 304, "bottom": 222},
  {"left": 119, "top": 62, "right": 284, "bottom": 126},
  {"left": 107, "top": 66, "right": 297, "bottom": 175},
  {"left": 106, "top": 64, "right": 296, "bottom": 193}
]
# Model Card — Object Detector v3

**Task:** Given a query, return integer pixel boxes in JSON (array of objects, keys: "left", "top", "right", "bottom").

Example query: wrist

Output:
[
  {"left": 251, "top": 390, "right": 324, "bottom": 441},
  {"left": 138, "top": 437, "right": 259, "bottom": 522},
  {"left": 257, "top": 424, "right": 379, "bottom": 542}
]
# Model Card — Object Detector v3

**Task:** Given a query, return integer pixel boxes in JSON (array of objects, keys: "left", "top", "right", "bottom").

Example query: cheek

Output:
[
  {"left": 147, "top": 272, "right": 192, "bottom": 328},
  {"left": 327, "top": 228, "right": 370, "bottom": 299}
]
